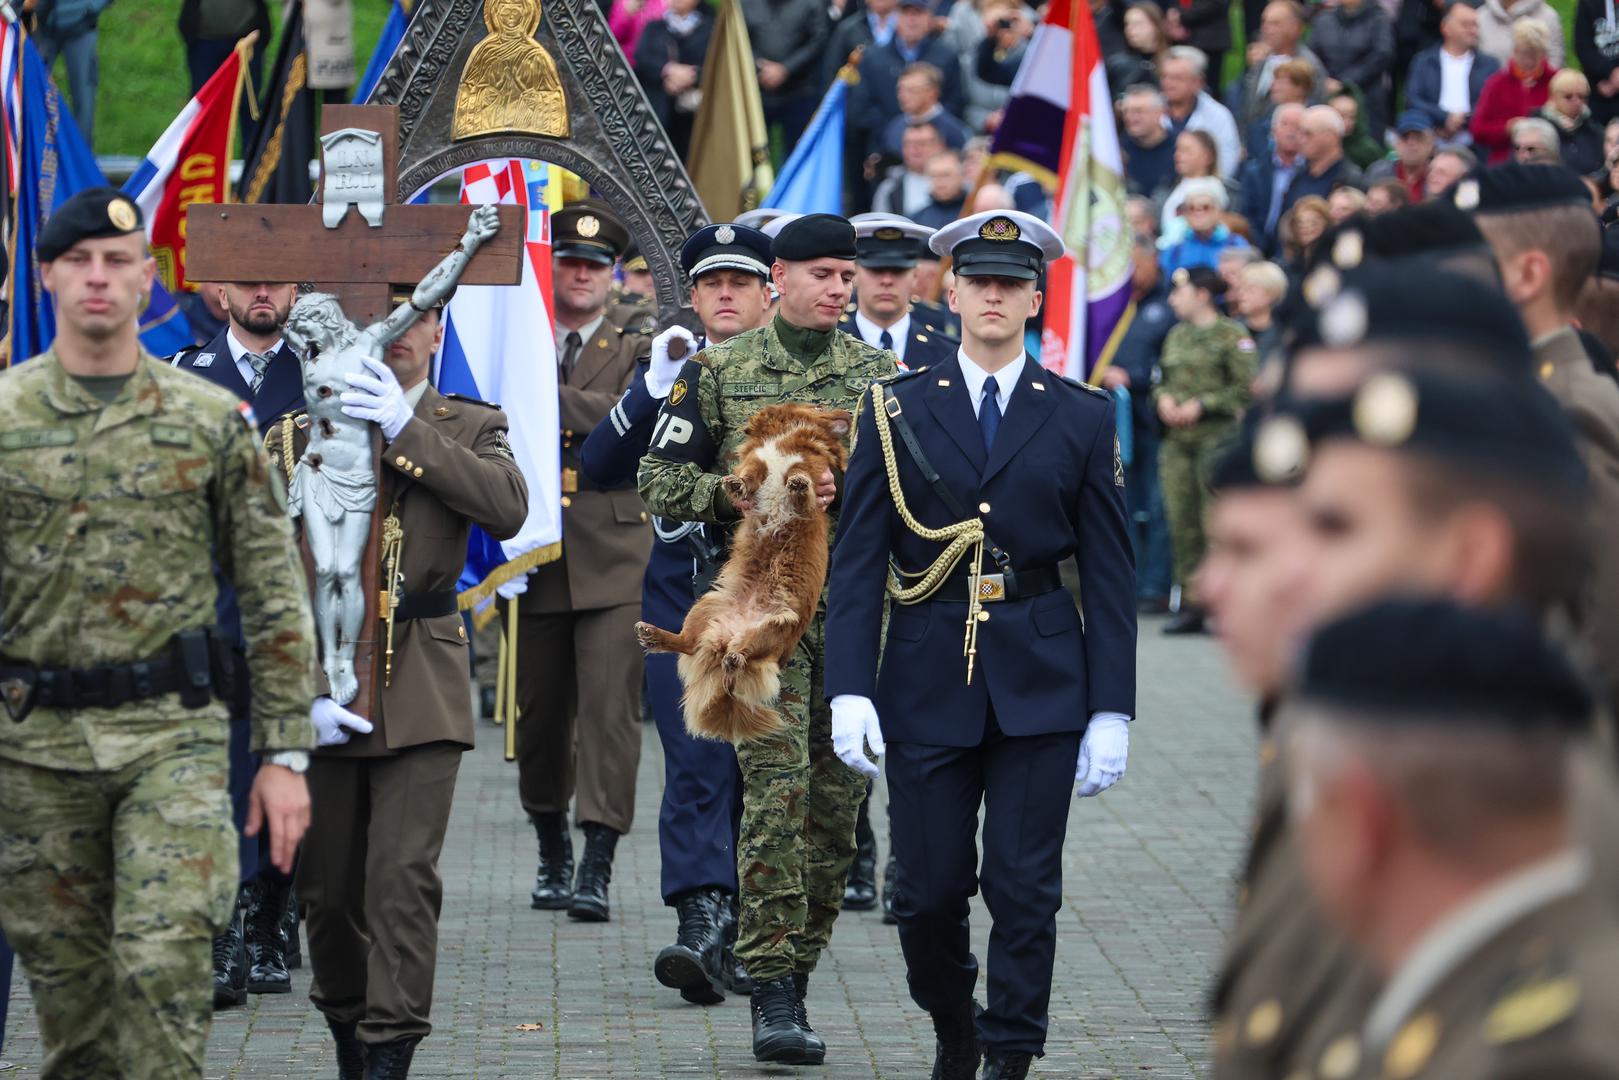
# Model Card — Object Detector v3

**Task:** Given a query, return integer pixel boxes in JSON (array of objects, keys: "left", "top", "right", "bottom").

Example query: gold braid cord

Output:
[{"left": 869, "top": 384, "right": 989, "bottom": 683}]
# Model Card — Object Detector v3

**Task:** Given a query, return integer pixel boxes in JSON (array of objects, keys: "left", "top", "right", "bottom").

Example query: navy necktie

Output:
[
  {"left": 879, "top": 328, "right": 893, "bottom": 352},
  {"left": 979, "top": 376, "right": 1002, "bottom": 452}
]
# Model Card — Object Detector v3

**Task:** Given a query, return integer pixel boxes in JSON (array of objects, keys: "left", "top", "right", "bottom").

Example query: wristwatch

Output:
[{"left": 267, "top": 750, "right": 310, "bottom": 774}]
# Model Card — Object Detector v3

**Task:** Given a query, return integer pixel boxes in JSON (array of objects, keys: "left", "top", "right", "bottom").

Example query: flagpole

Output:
[
  {"left": 0, "top": 19, "right": 23, "bottom": 369},
  {"left": 224, "top": 29, "right": 262, "bottom": 207}
]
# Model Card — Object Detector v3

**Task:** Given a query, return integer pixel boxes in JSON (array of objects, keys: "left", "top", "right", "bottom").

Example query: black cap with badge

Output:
[
  {"left": 553, "top": 198, "right": 631, "bottom": 265},
  {"left": 930, "top": 210, "right": 1065, "bottom": 280},
  {"left": 37, "top": 186, "right": 144, "bottom": 262},
  {"left": 849, "top": 213, "right": 936, "bottom": 269},
  {"left": 680, "top": 222, "right": 773, "bottom": 281},
  {"left": 1451, "top": 162, "right": 1592, "bottom": 216}
]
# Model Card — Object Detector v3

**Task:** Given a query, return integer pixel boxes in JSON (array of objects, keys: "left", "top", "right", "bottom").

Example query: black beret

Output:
[
  {"left": 1170, "top": 265, "right": 1226, "bottom": 295},
  {"left": 1453, "top": 163, "right": 1592, "bottom": 215},
  {"left": 771, "top": 213, "right": 858, "bottom": 262},
  {"left": 1296, "top": 598, "right": 1592, "bottom": 730},
  {"left": 1288, "top": 368, "right": 1586, "bottom": 500},
  {"left": 1210, "top": 407, "right": 1306, "bottom": 491},
  {"left": 1339, "top": 202, "right": 1489, "bottom": 263},
  {"left": 37, "top": 186, "right": 144, "bottom": 262},
  {"left": 1286, "top": 262, "right": 1532, "bottom": 378},
  {"left": 680, "top": 222, "right": 773, "bottom": 280},
  {"left": 553, "top": 199, "right": 630, "bottom": 264}
]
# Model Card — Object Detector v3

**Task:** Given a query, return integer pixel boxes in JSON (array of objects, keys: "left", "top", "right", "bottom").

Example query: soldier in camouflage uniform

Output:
[
  {"left": 638, "top": 213, "right": 898, "bottom": 1066},
  {"left": 0, "top": 189, "right": 316, "bottom": 1079},
  {"left": 1153, "top": 266, "right": 1257, "bottom": 635}
]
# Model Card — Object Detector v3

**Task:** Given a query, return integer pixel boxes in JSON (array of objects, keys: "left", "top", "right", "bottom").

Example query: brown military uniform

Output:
[
  {"left": 509, "top": 317, "right": 653, "bottom": 835},
  {"left": 268, "top": 385, "right": 528, "bottom": 1044},
  {"left": 605, "top": 286, "right": 658, "bottom": 336}
]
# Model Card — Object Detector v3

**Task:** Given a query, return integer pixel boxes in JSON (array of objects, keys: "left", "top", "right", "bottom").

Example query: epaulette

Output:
[
  {"left": 1057, "top": 372, "right": 1110, "bottom": 397},
  {"left": 443, "top": 392, "right": 499, "bottom": 409},
  {"left": 878, "top": 366, "right": 928, "bottom": 385},
  {"left": 165, "top": 345, "right": 203, "bottom": 368}
]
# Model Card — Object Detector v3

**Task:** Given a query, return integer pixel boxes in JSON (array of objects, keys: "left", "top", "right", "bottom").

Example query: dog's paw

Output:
[
  {"left": 634, "top": 622, "right": 660, "bottom": 651},
  {"left": 722, "top": 651, "right": 747, "bottom": 674},
  {"left": 720, "top": 475, "right": 749, "bottom": 504}
]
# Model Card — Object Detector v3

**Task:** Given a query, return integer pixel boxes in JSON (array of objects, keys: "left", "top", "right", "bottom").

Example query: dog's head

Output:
[{"left": 732, "top": 403, "right": 853, "bottom": 498}]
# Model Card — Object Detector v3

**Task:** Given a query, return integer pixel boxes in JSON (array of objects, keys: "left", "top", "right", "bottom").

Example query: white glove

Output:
[
  {"left": 1075, "top": 714, "right": 1129, "bottom": 798},
  {"left": 311, "top": 696, "right": 374, "bottom": 747},
  {"left": 646, "top": 325, "right": 698, "bottom": 399},
  {"left": 341, "top": 354, "right": 414, "bottom": 440},
  {"left": 496, "top": 570, "right": 531, "bottom": 600},
  {"left": 830, "top": 694, "right": 885, "bottom": 778}
]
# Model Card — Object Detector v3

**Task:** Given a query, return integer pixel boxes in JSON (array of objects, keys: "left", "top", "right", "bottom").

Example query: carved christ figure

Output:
[
  {"left": 453, "top": 0, "right": 570, "bottom": 139},
  {"left": 282, "top": 204, "right": 502, "bottom": 704}
]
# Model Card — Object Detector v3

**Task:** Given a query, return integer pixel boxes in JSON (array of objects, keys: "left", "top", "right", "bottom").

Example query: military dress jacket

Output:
[
  {"left": 0, "top": 350, "right": 316, "bottom": 770},
  {"left": 823, "top": 355, "right": 1138, "bottom": 747},
  {"left": 636, "top": 318, "right": 898, "bottom": 528},
  {"left": 170, "top": 327, "right": 304, "bottom": 436},
  {"left": 532, "top": 319, "right": 653, "bottom": 614},
  {"left": 266, "top": 384, "right": 527, "bottom": 755},
  {"left": 838, "top": 305, "right": 959, "bottom": 372}
]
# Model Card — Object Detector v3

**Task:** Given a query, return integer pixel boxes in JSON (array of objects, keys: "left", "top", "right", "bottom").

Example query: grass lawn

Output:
[{"left": 76, "top": 1, "right": 393, "bottom": 159}]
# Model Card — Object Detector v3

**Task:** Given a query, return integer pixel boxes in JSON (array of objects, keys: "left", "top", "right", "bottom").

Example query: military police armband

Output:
[{"left": 647, "top": 359, "right": 717, "bottom": 466}]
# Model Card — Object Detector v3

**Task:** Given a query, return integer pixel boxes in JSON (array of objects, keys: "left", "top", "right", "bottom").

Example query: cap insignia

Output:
[
  {"left": 979, "top": 216, "right": 1021, "bottom": 243},
  {"left": 715, "top": 225, "right": 736, "bottom": 244},
  {"left": 1254, "top": 415, "right": 1309, "bottom": 483},
  {"left": 1454, "top": 179, "right": 1481, "bottom": 211},
  {"left": 108, "top": 198, "right": 137, "bottom": 232},
  {"left": 578, "top": 215, "right": 601, "bottom": 238},
  {"left": 1353, "top": 372, "right": 1419, "bottom": 447},
  {"left": 875, "top": 226, "right": 903, "bottom": 241},
  {"left": 1332, "top": 229, "right": 1363, "bottom": 270},
  {"left": 1320, "top": 290, "right": 1369, "bottom": 347}
]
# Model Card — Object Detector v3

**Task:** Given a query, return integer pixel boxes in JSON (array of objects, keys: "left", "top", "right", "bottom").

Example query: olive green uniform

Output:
[
  {"left": 0, "top": 350, "right": 316, "bottom": 1079},
  {"left": 1152, "top": 318, "right": 1256, "bottom": 602},
  {"left": 637, "top": 315, "right": 897, "bottom": 982}
]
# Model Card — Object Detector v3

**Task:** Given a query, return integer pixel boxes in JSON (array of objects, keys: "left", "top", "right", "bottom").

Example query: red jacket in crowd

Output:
[{"left": 1470, "top": 61, "right": 1558, "bottom": 163}]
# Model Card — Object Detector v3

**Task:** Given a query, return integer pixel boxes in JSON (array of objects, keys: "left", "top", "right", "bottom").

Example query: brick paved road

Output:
[{"left": 2, "top": 620, "right": 1257, "bottom": 1078}]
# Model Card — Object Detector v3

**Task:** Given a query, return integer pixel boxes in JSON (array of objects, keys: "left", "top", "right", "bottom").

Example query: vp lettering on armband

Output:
[{"left": 652, "top": 413, "right": 695, "bottom": 451}]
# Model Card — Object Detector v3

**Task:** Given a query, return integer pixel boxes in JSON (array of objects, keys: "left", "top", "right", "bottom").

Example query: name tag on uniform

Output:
[
  {"left": 0, "top": 427, "right": 76, "bottom": 449},
  {"left": 151, "top": 424, "right": 192, "bottom": 447},
  {"left": 727, "top": 382, "right": 779, "bottom": 396}
]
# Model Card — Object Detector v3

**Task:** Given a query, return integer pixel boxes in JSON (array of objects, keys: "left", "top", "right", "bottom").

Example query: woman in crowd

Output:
[
  {"left": 1328, "top": 86, "right": 1387, "bottom": 170},
  {"left": 611, "top": 0, "right": 665, "bottom": 60},
  {"left": 1277, "top": 195, "right": 1331, "bottom": 275},
  {"left": 1542, "top": 69, "right": 1606, "bottom": 175},
  {"left": 632, "top": 0, "right": 714, "bottom": 161},
  {"left": 1244, "top": 59, "right": 1315, "bottom": 161},
  {"left": 1472, "top": 18, "right": 1558, "bottom": 163},
  {"left": 1328, "top": 185, "right": 1367, "bottom": 223},
  {"left": 1159, "top": 177, "right": 1250, "bottom": 274},
  {"left": 1234, "top": 259, "right": 1289, "bottom": 363},
  {"left": 1160, "top": 129, "right": 1237, "bottom": 227},
  {"left": 1112, "top": 2, "right": 1172, "bottom": 89}
]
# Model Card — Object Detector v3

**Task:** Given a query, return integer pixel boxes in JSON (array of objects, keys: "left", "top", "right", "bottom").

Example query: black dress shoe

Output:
[
  {"left": 568, "top": 822, "right": 619, "bottom": 921},
  {"left": 844, "top": 792, "right": 878, "bottom": 910},
  {"left": 211, "top": 892, "right": 248, "bottom": 1009},
  {"left": 363, "top": 1037, "right": 419, "bottom": 1080},
  {"left": 1162, "top": 609, "right": 1207, "bottom": 635},
  {"left": 881, "top": 853, "right": 899, "bottom": 925},
  {"left": 791, "top": 972, "right": 827, "bottom": 1065},
  {"left": 530, "top": 813, "right": 574, "bottom": 910},
  {"left": 980, "top": 1049, "right": 1033, "bottom": 1080},
  {"left": 749, "top": 976, "right": 809, "bottom": 1064},
  {"left": 246, "top": 876, "right": 292, "bottom": 994},
  {"left": 284, "top": 885, "right": 302, "bottom": 970},
  {"left": 654, "top": 889, "right": 725, "bottom": 1004},
  {"left": 930, "top": 1000, "right": 983, "bottom": 1080},
  {"left": 327, "top": 1018, "right": 365, "bottom": 1080}
]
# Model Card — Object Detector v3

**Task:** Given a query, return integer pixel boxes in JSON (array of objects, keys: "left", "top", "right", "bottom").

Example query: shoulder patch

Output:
[
  {"left": 234, "top": 400, "right": 258, "bottom": 430},
  {"left": 1238, "top": 337, "right": 1257, "bottom": 352},
  {"left": 443, "top": 392, "right": 499, "bottom": 409}
]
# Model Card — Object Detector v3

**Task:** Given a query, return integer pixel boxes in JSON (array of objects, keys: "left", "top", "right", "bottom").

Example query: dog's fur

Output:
[{"left": 635, "top": 403, "right": 853, "bottom": 743}]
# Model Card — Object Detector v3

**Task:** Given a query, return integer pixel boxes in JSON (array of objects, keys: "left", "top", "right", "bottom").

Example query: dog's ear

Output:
[{"left": 821, "top": 408, "right": 853, "bottom": 437}]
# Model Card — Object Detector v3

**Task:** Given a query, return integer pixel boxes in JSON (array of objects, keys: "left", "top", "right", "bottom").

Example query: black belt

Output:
[
  {"left": 394, "top": 591, "right": 459, "bottom": 620},
  {"left": 1, "top": 626, "right": 227, "bottom": 723},
  {"left": 939, "top": 564, "right": 1064, "bottom": 603}
]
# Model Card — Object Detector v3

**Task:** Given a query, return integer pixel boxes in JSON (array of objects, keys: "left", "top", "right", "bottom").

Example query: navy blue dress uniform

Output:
[
  {"left": 824, "top": 212, "right": 1138, "bottom": 1077},
  {"left": 840, "top": 213, "right": 959, "bottom": 374}
]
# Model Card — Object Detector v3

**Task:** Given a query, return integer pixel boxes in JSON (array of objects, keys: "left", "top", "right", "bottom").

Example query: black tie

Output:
[
  {"left": 979, "top": 376, "right": 1001, "bottom": 452},
  {"left": 561, "top": 331, "right": 582, "bottom": 383},
  {"left": 879, "top": 328, "right": 893, "bottom": 352}
]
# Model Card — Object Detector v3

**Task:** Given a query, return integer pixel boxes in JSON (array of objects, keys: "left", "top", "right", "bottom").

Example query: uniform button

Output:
[
  {"left": 413, "top": 467, "right": 424, "bottom": 478},
  {"left": 395, "top": 455, "right": 408, "bottom": 467},
  {"left": 639, "top": 511, "right": 648, "bottom": 522},
  {"left": 457, "top": 624, "right": 467, "bottom": 640},
  {"left": 977, "top": 610, "right": 990, "bottom": 622},
  {"left": 561, "top": 496, "right": 572, "bottom": 508},
  {"left": 978, "top": 501, "right": 991, "bottom": 514}
]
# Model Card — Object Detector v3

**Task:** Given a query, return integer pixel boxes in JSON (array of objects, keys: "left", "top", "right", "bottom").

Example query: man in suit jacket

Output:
[
  {"left": 267, "top": 293, "right": 528, "bottom": 1078},
  {"left": 824, "top": 211, "right": 1137, "bottom": 1080},
  {"left": 853, "top": 0, "right": 965, "bottom": 150},
  {"left": 170, "top": 280, "right": 308, "bottom": 1008},
  {"left": 504, "top": 200, "right": 655, "bottom": 923},
  {"left": 1404, "top": 0, "right": 1499, "bottom": 142}
]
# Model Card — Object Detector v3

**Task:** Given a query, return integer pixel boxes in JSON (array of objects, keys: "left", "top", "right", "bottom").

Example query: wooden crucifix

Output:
[{"left": 185, "top": 103, "right": 525, "bottom": 721}]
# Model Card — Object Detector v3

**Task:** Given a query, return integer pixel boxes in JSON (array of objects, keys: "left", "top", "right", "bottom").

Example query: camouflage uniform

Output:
[
  {"left": 638, "top": 316, "right": 897, "bottom": 982},
  {"left": 1152, "top": 318, "right": 1256, "bottom": 602},
  {"left": 0, "top": 350, "right": 316, "bottom": 1078}
]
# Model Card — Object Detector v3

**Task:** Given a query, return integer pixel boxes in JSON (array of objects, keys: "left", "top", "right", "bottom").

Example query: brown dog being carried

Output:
[{"left": 635, "top": 402, "right": 852, "bottom": 743}]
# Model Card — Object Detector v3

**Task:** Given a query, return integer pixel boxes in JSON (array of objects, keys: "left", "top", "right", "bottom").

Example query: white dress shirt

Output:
[
  {"left": 1438, "top": 48, "right": 1474, "bottom": 116},
  {"left": 855, "top": 311, "right": 911, "bottom": 364},
  {"left": 225, "top": 327, "right": 285, "bottom": 390},
  {"left": 955, "top": 347, "right": 1024, "bottom": 417}
]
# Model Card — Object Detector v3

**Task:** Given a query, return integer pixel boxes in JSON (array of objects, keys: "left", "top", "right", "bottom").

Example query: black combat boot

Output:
[
  {"left": 979, "top": 1049, "right": 1033, "bottom": 1080},
  {"left": 792, "top": 972, "right": 827, "bottom": 1065},
  {"left": 930, "top": 1000, "right": 982, "bottom": 1080},
  {"left": 567, "top": 822, "right": 619, "bottom": 921},
  {"left": 844, "top": 791, "right": 878, "bottom": 910},
  {"left": 246, "top": 874, "right": 292, "bottom": 994},
  {"left": 750, "top": 976, "right": 809, "bottom": 1064},
  {"left": 530, "top": 813, "right": 574, "bottom": 910},
  {"left": 654, "top": 889, "right": 725, "bottom": 1004},
  {"left": 284, "top": 884, "right": 302, "bottom": 969},
  {"left": 211, "top": 888, "right": 248, "bottom": 1009},
  {"left": 326, "top": 1018, "right": 365, "bottom": 1080},
  {"left": 717, "top": 893, "right": 753, "bottom": 994},
  {"left": 363, "top": 1037, "right": 419, "bottom": 1080},
  {"left": 881, "top": 851, "right": 900, "bottom": 925}
]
